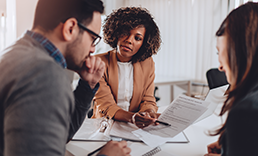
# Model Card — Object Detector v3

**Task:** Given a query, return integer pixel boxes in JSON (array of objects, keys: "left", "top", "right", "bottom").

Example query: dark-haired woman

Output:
[
  {"left": 204, "top": 2, "right": 258, "bottom": 156},
  {"left": 91, "top": 7, "right": 161, "bottom": 128}
]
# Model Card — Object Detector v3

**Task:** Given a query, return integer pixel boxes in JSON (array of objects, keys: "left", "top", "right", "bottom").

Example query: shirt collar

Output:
[{"left": 26, "top": 30, "right": 67, "bottom": 68}]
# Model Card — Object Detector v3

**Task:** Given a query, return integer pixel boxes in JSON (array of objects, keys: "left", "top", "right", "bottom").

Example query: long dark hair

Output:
[{"left": 214, "top": 2, "right": 258, "bottom": 143}]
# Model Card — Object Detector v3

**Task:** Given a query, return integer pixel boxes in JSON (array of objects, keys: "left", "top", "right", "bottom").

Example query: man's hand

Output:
[
  {"left": 77, "top": 56, "right": 105, "bottom": 89},
  {"left": 97, "top": 141, "right": 131, "bottom": 156}
]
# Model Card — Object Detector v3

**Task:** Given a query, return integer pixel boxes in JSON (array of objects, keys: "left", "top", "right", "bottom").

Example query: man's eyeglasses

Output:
[{"left": 77, "top": 22, "right": 101, "bottom": 46}]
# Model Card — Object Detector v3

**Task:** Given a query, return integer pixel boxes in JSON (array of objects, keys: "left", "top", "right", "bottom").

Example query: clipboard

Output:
[{"left": 72, "top": 118, "right": 113, "bottom": 142}]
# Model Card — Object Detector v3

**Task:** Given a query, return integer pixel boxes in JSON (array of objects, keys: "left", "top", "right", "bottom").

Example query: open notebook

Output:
[
  {"left": 66, "top": 141, "right": 178, "bottom": 156},
  {"left": 129, "top": 143, "right": 178, "bottom": 156}
]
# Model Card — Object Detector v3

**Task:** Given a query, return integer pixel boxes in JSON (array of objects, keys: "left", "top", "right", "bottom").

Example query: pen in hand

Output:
[
  {"left": 138, "top": 112, "right": 170, "bottom": 126},
  {"left": 87, "top": 138, "right": 125, "bottom": 156},
  {"left": 87, "top": 144, "right": 105, "bottom": 156},
  {"left": 155, "top": 120, "right": 171, "bottom": 126}
]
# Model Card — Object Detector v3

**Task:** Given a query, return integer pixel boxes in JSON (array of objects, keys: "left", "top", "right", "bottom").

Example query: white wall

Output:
[
  {"left": 103, "top": 0, "right": 125, "bottom": 15},
  {"left": 0, "top": 0, "right": 6, "bottom": 51},
  {"left": 5, "top": 0, "right": 16, "bottom": 48},
  {"left": 16, "top": 0, "right": 37, "bottom": 38},
  {"left": 122, "top": 0, "right": 229, "bottom": 83},
  {"left": 0, "top": 0, "right": 37, "bottom": 51},
  {"left": 0, "top": 0, "right": 6, "bottom": 13}
]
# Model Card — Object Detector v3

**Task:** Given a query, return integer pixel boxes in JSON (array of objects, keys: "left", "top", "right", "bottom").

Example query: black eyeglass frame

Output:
[{"left": 77, "top": 22, "right": 102, "bottom": 46}]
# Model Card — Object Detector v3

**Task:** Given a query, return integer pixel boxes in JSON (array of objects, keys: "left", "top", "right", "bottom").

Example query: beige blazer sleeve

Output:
[{"left": 92, "top": 50, "right": 158, "bottom": 119}]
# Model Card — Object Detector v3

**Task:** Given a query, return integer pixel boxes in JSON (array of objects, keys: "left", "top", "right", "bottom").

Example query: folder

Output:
[{"left": 72, "top": 118, "right": 188, "bottom": 143}]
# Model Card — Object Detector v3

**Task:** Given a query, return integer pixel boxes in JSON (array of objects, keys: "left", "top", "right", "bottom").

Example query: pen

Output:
[
  {"left": 87, "top": 144, "right": 105, "bottom": 156},
  {"left": 87, "top": 138, "right": 124, "bottom": 156},
  {"left": 156, "top": 120, "right": 171, "bottom": 126}
]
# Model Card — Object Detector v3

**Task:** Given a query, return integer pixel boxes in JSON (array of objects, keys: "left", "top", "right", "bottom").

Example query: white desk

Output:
[
  {"left": 161, "top": 114, "right": 221, "bottom": 156},
  {"left": 66, "top": 104, "right": 223, "bottom": 156}
]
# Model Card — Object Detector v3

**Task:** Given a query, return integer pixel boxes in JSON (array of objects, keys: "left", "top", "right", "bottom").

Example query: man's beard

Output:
[{"left": 65, "top": 36, "right": 84, "bottom": 71}]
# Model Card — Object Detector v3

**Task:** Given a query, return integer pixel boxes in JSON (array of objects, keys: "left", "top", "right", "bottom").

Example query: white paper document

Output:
[
  {"left": 109, "top": 121, "right": 189, "bottom": 143},
  {"left": 132, "top": 129, "right": 168, "bottom": 147},
  {"left": 66, "top": 143, "right": 90, "bottom": 156},
  {"left": 194, "top": 84, "right": 229, "bottom": 123},
  {"left": 143, "top": 95, "right": 208, "bottom": 138}
]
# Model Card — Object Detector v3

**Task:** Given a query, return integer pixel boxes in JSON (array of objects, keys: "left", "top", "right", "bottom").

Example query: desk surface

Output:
[{"left": 66, "top": 104, "right": 223, "bottom": 156}]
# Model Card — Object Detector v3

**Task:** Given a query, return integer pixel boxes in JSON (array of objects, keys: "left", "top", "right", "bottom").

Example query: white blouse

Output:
[{"left": 117, "top": 61, "right": 134, "bottom": 111}]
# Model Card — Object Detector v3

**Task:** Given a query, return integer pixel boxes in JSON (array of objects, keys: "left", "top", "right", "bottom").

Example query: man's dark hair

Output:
[{"left": 33, "top": 0, "right": 104, "bottom": 31}]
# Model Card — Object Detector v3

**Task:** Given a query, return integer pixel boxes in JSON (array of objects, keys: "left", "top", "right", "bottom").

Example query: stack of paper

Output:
[
  {"left": 109, "top": 121, "right": 189, "bottom": 143},
  {"left": 110, "top": 95, "right": 208, "bottom": 147},
  {"left": 144, "top": 94, "right": 208, "bottom": 138}
]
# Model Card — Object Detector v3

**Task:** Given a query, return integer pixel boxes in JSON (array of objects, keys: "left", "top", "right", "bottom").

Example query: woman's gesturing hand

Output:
[{"left": 132, "top": 110, "right": 160, "bottom": 128}]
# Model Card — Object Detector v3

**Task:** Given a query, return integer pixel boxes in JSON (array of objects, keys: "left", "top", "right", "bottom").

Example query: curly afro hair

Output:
[{"left": 103, "top": 7, "right": 161, "bottom": 63}]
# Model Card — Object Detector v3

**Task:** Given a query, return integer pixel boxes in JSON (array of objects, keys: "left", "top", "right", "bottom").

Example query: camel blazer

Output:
[{"left": 92, "top": 50, "right": 158, "bottom": 118}]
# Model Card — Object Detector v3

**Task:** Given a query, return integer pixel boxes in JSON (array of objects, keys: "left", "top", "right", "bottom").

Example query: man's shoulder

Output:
[
  {"left": 1, "top": 35, "right": 61, "bottom": 71},
  {"left": 0, "top": 35, "right": 69, "bottom": 91},
  {"left": 12, "top": 34, "right": 52, "bottom": 60}
]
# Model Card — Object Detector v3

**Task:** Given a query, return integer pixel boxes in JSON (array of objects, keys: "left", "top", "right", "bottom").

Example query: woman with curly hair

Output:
[{"left": 91, "top": 7, "right": 161, "bottom": 128}]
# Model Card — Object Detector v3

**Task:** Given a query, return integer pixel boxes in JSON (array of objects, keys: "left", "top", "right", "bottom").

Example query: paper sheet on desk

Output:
[
  {"left": 144, "top": 95, "right": 208, "bottom": 138},
  {"left": 66, "top": 143, "right": 90, "bottom": 156},
  {"left": 132, "top": 129, "right": 167, "bottom": 147},
  {"left": 110, "top": 121, "right": 188, "bottom": 143}
]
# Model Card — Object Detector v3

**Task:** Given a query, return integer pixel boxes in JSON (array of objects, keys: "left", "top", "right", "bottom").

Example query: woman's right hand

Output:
[
  {"left": 204, "top": 141, "right": 221, "bottom": 156},
  {"left": 133, "top": 112, "right": 156, "bottom": 128}
]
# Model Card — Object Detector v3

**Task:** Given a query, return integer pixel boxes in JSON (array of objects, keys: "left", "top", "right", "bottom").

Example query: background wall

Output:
[
  {"left": 0, "top": 0, "right": 37, "bottom": 52},
  {"left": 0, "top": 0, "right": 5, "bottom": 14},
  {"left": 16, "top": 0, "right": 37, "bottom": 38},
  {"left": 0, "top": 0, "right": 256, "bottom": 105},
  {"left": 0, "top": 0, "right": 249, "bottom": 82},
  {"left": 104, "top": 0, "right": 229, "bottom": 83},
  {"left": 0, "top": 0, "right": 6, "bottom": 51}
]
